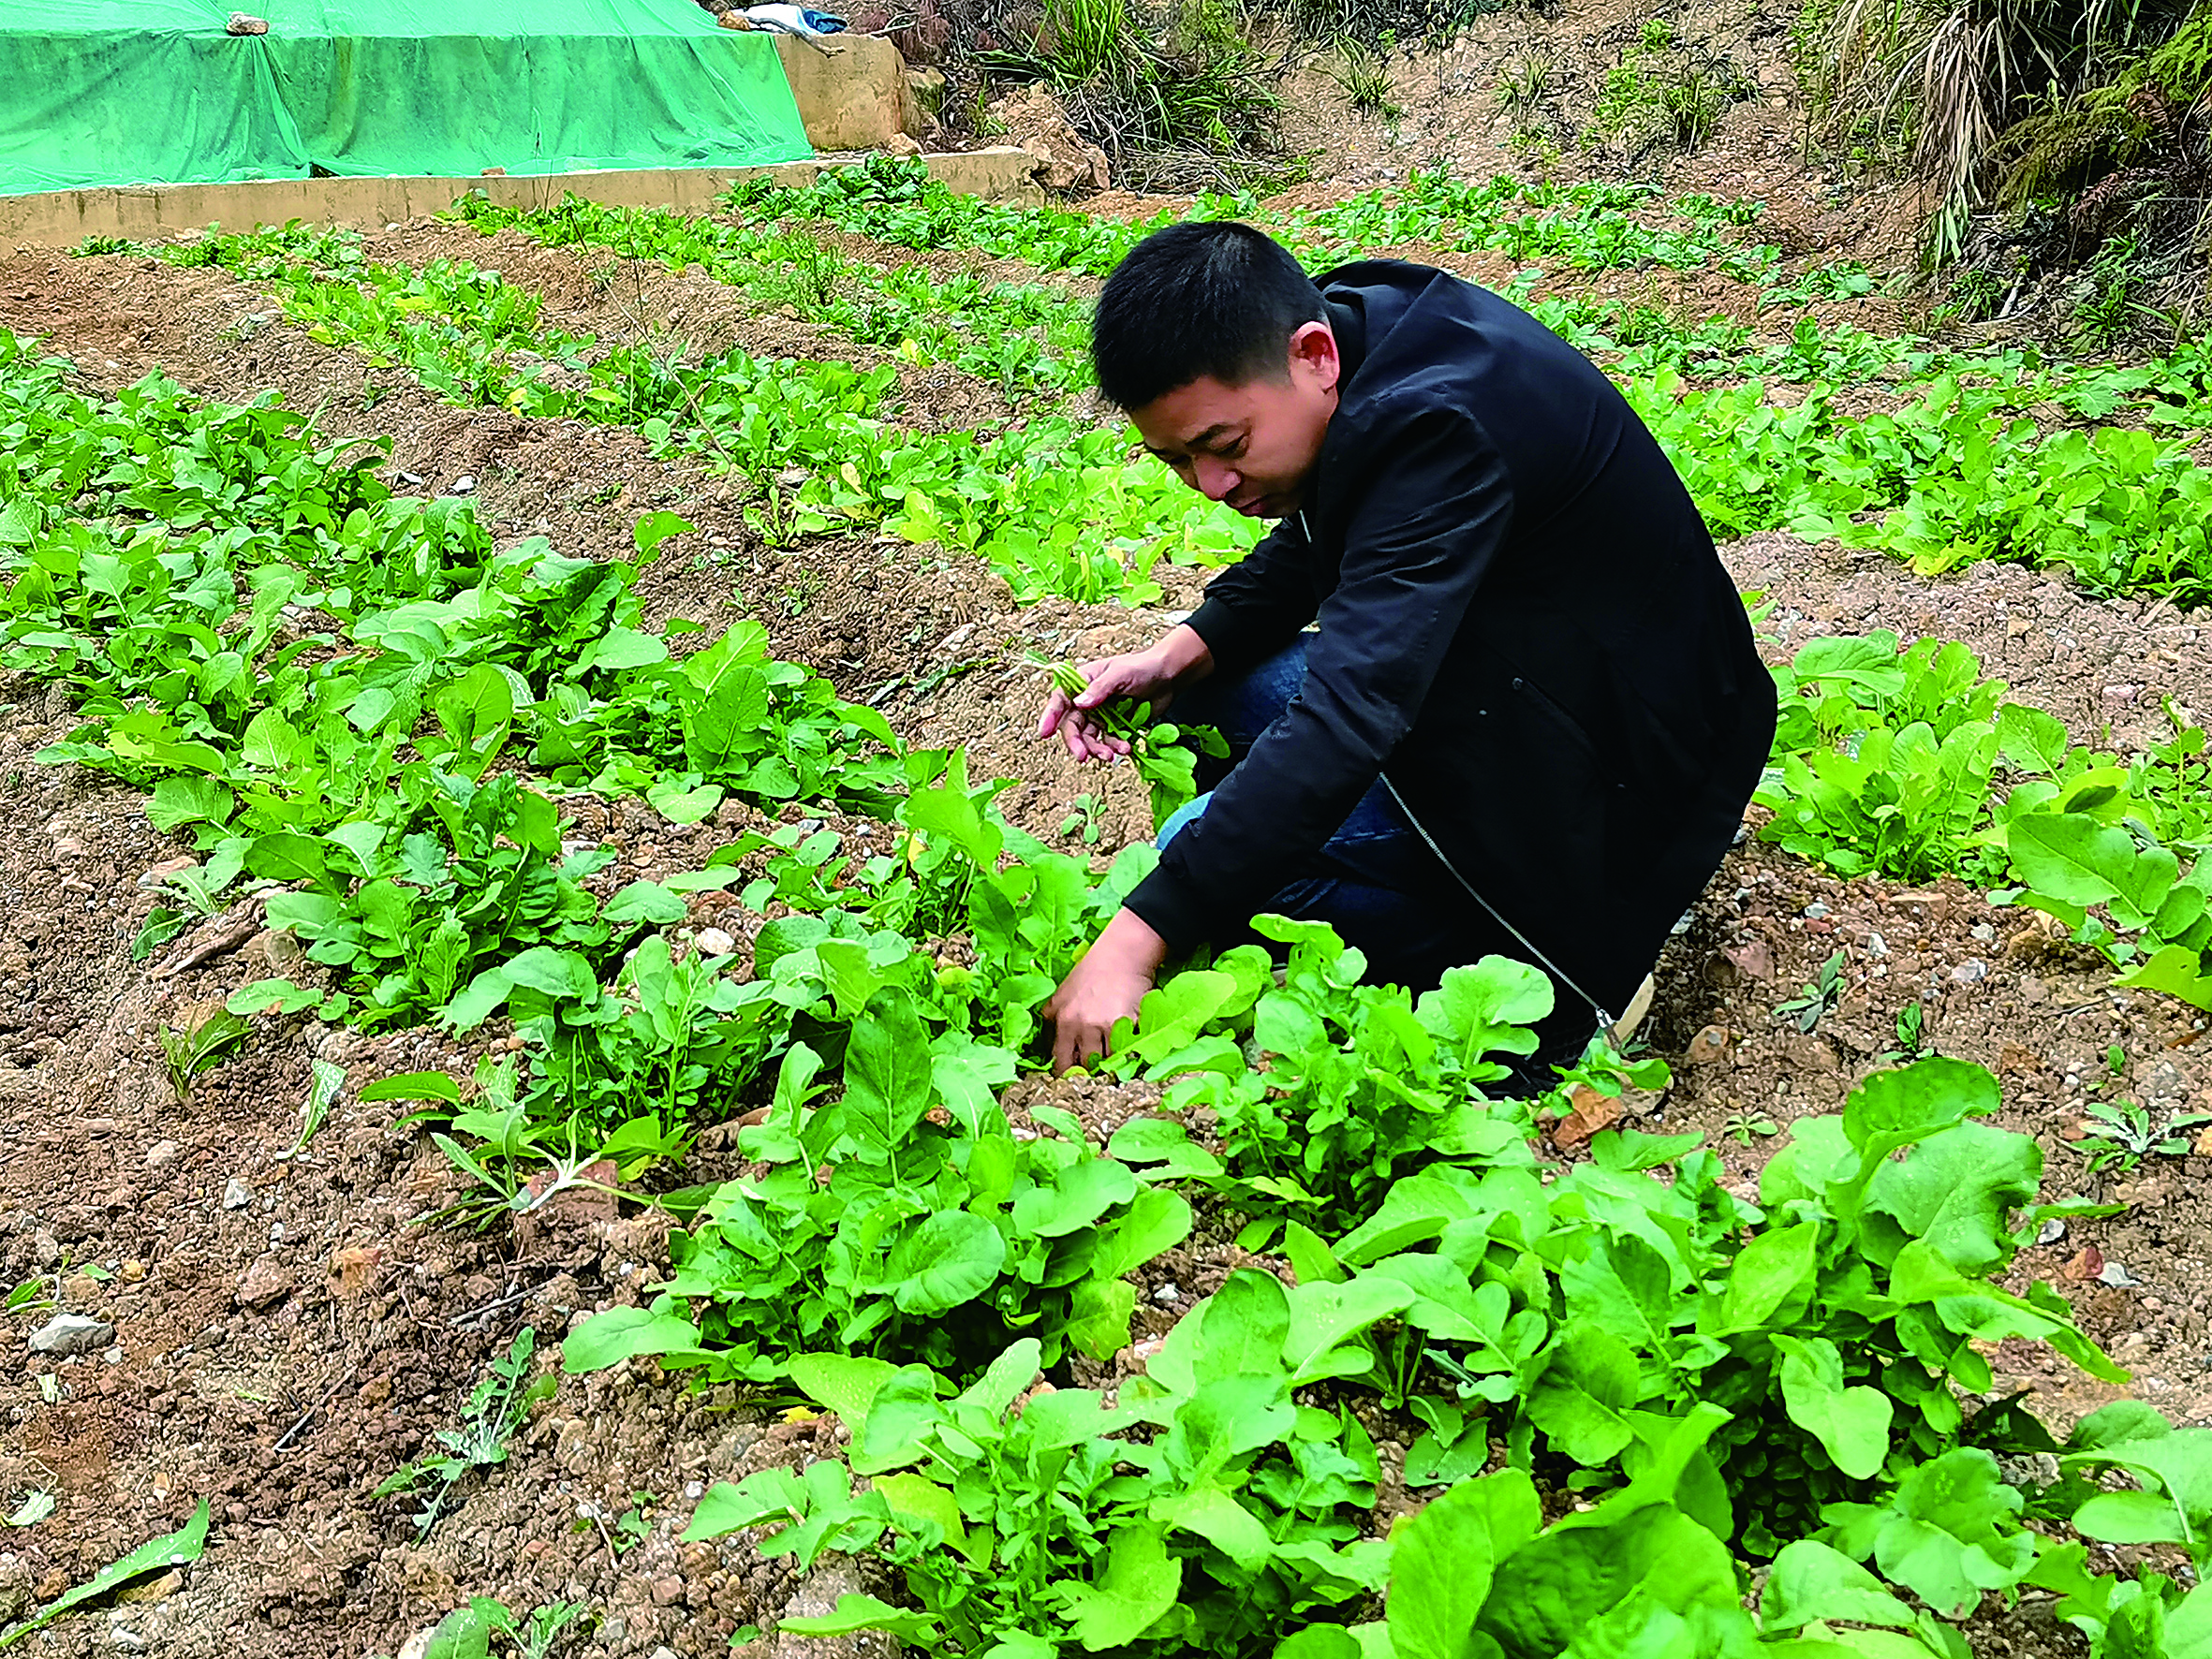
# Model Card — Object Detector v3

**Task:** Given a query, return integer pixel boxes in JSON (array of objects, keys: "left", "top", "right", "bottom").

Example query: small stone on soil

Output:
[
  {"left": 1685, "top": 1024, "right": 1732, "bottom": 1064},
  {"left": 113, "top": 1569, "right": 181, "bottom": 1606},
  {"left": 29, "top": 1314, "right": 114, "bottom": 1355},
  {"left": 235, "top": 1257, "right": 295, "bottom": 1310},
  {"left": 2062, "top": 1245, "right": 2106, "bottom": 1282},
  {"left": 144, "top": 1138, "right": 180, "bottom": 1168},
  {"left": 1721, "top": 940, "right": 1773, "bottom": 981},
  {"left": 223, "top": 1176, "right": 251, "bottom": 1210}
]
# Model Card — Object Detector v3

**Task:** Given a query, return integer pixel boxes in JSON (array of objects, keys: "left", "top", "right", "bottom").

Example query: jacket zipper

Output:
[{"left": 1379, "top": 770, "right": 1614, "bottom": 1030}]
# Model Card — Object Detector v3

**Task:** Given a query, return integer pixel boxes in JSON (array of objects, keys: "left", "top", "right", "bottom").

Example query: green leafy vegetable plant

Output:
[
  {"left": 1318, "top": 1057, "right": 2119, "bottom": 1554},
  {"left": 1106, "top": 926, "right": 1553, "bottom": 1237},
  {"left": 1814, "top": 1446, "right": 2039, "bottom": 1619},
  {"left": 684, "top": 1270, "right": 1409, "bottom": 1658},
  {"left": 229, "top": 770, "right": 617, "bottom": 1030},
  {"left": 1281, "top": 1434, "right": 1967, "bottom": 1659},
  {"left": 2073, "top": 1098, "right": 2212, "bottom": 1174},
  {"left": 1774, "top": 950, "right": 1846, "bottom": 1033},
  {"left": 0, "top": 1500, "right": 211, "bottom": 1652},
  {"left": 159, "top": 1006, "right": 249, "bottom": 1104},
  {"left": 412, "top": 1595, "right": 589, "bottom": 1659},
  {"left": 376, "top": 1327, "right": 554, "bottom": 1536},
  {"left": 1721, "top": 1110, "right": 1780, "bottom": 1145},
  {"left": 2026, "top": 1403, "right": 2212, "bottom": 1656},
  {"left": 1759, "top": 631, "right": 2212, "bottom": 1016},
  {"left": 562, "top": 989, "right": 1187, "bottom": 1383}
]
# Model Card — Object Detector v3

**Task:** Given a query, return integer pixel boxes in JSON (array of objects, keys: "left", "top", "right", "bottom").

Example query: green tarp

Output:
[{"left": 0, "top": 0, "right": 813, "bottom": 198}]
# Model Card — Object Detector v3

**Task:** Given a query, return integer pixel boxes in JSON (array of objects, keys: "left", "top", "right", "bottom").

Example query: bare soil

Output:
[{"left": 1269, "top": 0, "right": 1924, "bottom": 275}]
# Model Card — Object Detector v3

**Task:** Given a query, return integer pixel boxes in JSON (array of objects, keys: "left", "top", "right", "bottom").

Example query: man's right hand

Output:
[{"left": 1036, "top": 624, "right": 1216, "bottom": 764}]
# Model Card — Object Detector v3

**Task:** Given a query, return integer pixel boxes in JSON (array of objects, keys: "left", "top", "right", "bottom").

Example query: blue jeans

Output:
[
  {"left": 1157, "top": 638, "right": 1601, "bottom": 1070},
  {"left": 1156, "top": 639, "right": 1470, "bottom": 989}
]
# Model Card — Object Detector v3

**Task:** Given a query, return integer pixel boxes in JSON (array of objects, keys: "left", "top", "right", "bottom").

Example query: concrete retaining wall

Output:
[
  {"left": 772, "top": 32, "right": 910, "bottom": 153},
  {"left": 0, "top": 146, "right": 1041, "bottom": 249}
]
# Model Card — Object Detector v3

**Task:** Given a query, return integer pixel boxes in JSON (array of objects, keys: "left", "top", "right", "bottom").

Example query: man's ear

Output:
[{"left": 1287, "top": 321, "right": 1340, "bottom": 391}]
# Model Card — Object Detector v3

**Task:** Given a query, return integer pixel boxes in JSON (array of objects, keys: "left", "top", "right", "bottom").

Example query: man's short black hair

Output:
[{"left": 1091, "top": 221, "right": 1328, "bottom": 411}]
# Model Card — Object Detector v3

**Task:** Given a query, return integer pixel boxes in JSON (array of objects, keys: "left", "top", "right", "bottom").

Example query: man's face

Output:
[{"left": 1128, "top": 321, "right": 1341, "bottom": 520}]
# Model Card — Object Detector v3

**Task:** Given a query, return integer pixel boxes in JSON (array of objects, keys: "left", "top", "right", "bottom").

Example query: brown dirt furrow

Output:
[
  {"left": 0, "top": 751, "right": 892, "bottom": 1655},
  {"left": 0, "top": 248, "right": 1175, "bottom": 847},
  {"left": 1725, "top": 530, "right": 2212, "bottom": 750}
]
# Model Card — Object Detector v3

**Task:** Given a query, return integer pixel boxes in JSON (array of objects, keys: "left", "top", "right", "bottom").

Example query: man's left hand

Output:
[{"left": 1042, "top": 909, "right": 1170, "bottom": 1073}]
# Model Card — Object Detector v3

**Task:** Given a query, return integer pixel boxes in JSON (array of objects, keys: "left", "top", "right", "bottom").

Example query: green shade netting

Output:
[
  {"left": 0, "top": 0, "right": 812, "bottom": 198},
  {"left": 0, "top": 3, "right": 304, "bottom": 193}
]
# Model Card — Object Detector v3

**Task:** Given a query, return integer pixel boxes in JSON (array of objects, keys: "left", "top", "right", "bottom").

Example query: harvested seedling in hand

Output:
[{"left": 1029, "top": 653, "right": 1227, "bottom": 829}]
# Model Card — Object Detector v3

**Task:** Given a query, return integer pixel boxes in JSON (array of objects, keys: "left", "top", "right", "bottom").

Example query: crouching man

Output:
[{"left": 1037, "top": 221, "right": 1773, "bottom": 1077}]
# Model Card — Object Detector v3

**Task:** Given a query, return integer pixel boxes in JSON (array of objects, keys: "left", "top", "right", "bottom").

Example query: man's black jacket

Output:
[{"left": 1120, "top": 258, "right": 1775, "bottom": 1023}]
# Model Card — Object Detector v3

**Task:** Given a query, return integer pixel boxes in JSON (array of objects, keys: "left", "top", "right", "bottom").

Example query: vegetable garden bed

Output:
[{"left": 2, "top": 160, "right": 2210, "bottom": 1659}]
